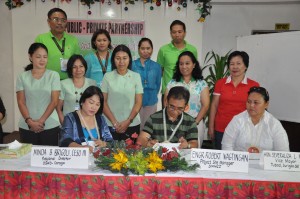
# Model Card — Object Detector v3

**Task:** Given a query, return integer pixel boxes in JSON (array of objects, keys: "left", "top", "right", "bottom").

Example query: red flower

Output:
[
  {"left": 168, "top": 151, "right": 179, "bottom": 159},
  {"left": 162, "top": 147, "right": 169, "bottom": 153},
  {"left": 131, "top": 132, "right": 139, "bottom": 139},
  {"left": 4, "top": 171, "right": 31, "bottom": 198},
  {"left": 79, "top": 175, "right": 106, "bottom": 198},
  {"left": 93, "top": 150, "right": 101, "bottom": 158},
  {"left": 102, "top": 149, "right": 111, "bottom": 156},
  {"left": 30, "top": 173, "right": 57, "bottom": 199},
  {"left": 125, "top": 138, "right": 133, "bottom": 146},
  {"left": 56, "top": 174, "right": 82, "bottom": 198}
]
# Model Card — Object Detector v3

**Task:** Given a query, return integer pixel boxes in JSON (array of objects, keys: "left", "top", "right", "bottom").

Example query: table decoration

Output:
[{"left": 94, "top": 133, "right": 199, "bottom": 175}]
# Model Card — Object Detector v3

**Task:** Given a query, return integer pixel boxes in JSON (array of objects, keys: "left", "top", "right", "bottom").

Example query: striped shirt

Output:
[{"left": 143, "top": 109, "right": 198, "bottom": 143}]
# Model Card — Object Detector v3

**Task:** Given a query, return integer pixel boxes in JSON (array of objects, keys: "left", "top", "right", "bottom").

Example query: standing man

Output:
[
  {"left": 35, "top": 8, "right": 81, "bottom": 80},
  {"left": 157, "top": 20, "right": 198, "bottom": 107}
]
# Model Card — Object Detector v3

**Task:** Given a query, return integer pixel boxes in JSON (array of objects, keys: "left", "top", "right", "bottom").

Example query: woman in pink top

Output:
[{"left": 208, "top": 51, "right": 259, "bottom": 150}]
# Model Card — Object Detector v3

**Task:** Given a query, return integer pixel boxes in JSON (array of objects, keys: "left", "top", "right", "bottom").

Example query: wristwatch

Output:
[{"left": 128, "top": 118, "right": 133, "bottom": 124}]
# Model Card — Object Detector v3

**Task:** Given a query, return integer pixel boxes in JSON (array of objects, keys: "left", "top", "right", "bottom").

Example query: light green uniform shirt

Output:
[
  {"left": 16, "top": 70, "right": 61, "bottom": 130},
  {"left": 101, "top": 70, "right": 143, "bottom": 126},
  {"left": 59, "top": 78, "right": 96, "bottom": 115},
  {"left": 35, "top": 32, "right": 81, "bottom": 80},
  {"left": 157, "top": 41, "right": 198, "bottom": 93}
]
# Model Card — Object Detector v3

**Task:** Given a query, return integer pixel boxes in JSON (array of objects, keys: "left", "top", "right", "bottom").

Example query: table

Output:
[{"left": 1, "top": 153, "right": 300, "bottom": 199}]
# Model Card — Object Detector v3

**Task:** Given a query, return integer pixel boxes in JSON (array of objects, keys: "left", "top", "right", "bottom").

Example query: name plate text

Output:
[
  {"left": 191, "top": 149, "right": 249, "bottom": 173},
  {"left": 263, "top": 151, "right": 300, "bottom": 172},
  {"left": 31, "top": 146, "right": 89, "bottom": 169}
]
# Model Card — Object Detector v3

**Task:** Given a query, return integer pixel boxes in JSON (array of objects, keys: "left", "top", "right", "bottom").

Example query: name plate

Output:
[
  {"left": 263, "top": 151, "right": 300, "bottom": 172},
  {"left": 31, "top": 146, "right": 89, "bottom": 169},
  {"left": 191, "top": 149, "right": 249, "bottom": 173}
]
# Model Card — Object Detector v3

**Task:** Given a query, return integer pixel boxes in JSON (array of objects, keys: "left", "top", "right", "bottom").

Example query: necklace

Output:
[
  {"left": 78, "top": 110, "right": 100, "bottom": 141},
  {"left": 96, "top": 51, "right": 109, "bottom": 75},
  {"left": 163, "top": 108, "right": 184, "bottom": 143}
]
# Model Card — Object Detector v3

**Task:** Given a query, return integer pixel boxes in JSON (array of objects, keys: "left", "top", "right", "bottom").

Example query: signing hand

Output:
[
  {"left": 94, "top": 139, "right": 107, "bottom": 148},
  {"left": 178, "top": 136, "right": 189, "bottom": 149}
]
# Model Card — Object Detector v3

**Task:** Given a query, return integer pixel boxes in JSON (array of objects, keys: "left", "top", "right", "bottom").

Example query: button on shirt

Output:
[{"left": 213, "top": 76, "right": 259, "bottom": 132}]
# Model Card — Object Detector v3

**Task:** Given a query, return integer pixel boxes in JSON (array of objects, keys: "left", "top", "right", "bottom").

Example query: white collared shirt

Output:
[{"left": 222, "top": 110, "right": 290, "bottom": 152}]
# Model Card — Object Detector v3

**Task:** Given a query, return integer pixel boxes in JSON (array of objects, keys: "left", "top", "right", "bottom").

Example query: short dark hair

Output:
[
  {"left": 167, "top": 86, "right": 190, "bottom": 105},
  {"left": 111, "top": 44, "right": 132, "bottom": 70},
  {"left": 138, "top": 37, "right": 153, "bottom": 49},
  {"left": 173, "top": 51, "right": 203, "bottom": 81},
  {"left": 170, "top": 20, "right": 186, "bottom": 32},
  {"left": 25, "top": 43, "right": 48, "bottom": 71},
  {"left": 66, "top": 54, "right": 87, "bottom": 78},
  {"left": 227, "top": 51, "right": 249, "bottom": 68},
  {"left": 48, "top": 8, "right": 67, "bottom": 19},
  {"left": 248, "top": 86, "right": 270, "bottom": 102},
  {"left": 79, "top": 86, "right": 104, "bottom": 115},
  {"left": 91, "top": 29, "right": 112, "bottom": 50}
]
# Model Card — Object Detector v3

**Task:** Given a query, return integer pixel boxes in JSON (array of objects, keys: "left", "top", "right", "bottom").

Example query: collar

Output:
[
  {"left": 49, "top": 31, "right": 66, "bottom": 40},
  {"left": 246, "top": 110, "right": 267, "bottom": 125},
  {"left": 170, "top": 40, "right": 187, "bottom": 49},
  {"left": 114, "top": 69, "right": 130, "bottom": 77},
  {"left": 137, "top": 58, "right": 151, "bottom": 66},
  {"left": 180, "top": 77, "right": 195, "bottom": 84},
  {"left": 225, "top": 75, "right": 248, "bottom": 84}
]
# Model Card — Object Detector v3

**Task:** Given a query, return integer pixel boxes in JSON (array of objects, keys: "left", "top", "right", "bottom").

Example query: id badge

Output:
[
  {"left": 60, "top": 58, "right": 68, "bottom": 72},
  {"left": 74, "top": 103, "right": 80, "bottom": 111}
]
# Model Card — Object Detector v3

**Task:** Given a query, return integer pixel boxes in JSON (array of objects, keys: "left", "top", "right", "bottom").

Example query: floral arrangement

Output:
[{"left": 94, "top": 133, "right": 199, "bottom": 176}]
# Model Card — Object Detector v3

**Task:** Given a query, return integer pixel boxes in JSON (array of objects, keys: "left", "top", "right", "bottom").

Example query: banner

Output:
[{"left": 67, "top": 19, "right": 145, "bottom": 59}]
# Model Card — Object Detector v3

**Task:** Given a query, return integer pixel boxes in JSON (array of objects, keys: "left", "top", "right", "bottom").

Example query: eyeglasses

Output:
[
  {"left": 49, "top": 17, "right": 67, "bottom": 23},
  {"left": 168, "top": 104, "right": 185, "bottom": 113}
]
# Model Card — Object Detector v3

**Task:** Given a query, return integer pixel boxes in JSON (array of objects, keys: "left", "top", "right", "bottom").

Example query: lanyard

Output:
[
  {"left": 52, "top": 37, "right": 65, "bottom": 55},
  {"left": 96, "top": 51, "right": 109, "bottom": 75},
  {"left": 163, "top": 108, "right": 183, "bottom": 142},
  {"left": 78, "top": 110, "right": 100, "bottom": 141}
]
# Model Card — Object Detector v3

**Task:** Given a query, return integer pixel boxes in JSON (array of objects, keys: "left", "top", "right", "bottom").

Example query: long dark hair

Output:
[
  {"left": 79, "top": 86, "right": 104, "bottom": 115},
  {"left": 25, "top": 43, "right": 48, "bottom": 71},
  {"left": 173, "top": 51, "right": 203, "bottom": 81}
]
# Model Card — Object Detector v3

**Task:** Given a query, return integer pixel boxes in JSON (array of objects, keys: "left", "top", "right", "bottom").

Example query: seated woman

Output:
[
  {"left": 222, "top": 86, "right": 289, "bottom": 153},
  {"left": 60, "top": 86, "right": 113, "bottom": 152}
]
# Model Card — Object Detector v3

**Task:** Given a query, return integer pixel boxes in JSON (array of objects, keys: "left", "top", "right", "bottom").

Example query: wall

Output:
[
  {"left": 0, "top": 0, "right": 300, "bottom": 131},
  {"left": 202, "top": 1, "right": 300, "bottom": 60},
  {"left": 0, "top": 4, "right": 14, "bottom": 133}
]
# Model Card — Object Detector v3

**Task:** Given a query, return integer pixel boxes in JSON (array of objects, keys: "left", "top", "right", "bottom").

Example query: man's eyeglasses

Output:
[
  {"left": 168, "top": 104, "right": 185, "bottom": 113},
  {"left": 49, "top": 17, "right": 67, "bottom": 23}
]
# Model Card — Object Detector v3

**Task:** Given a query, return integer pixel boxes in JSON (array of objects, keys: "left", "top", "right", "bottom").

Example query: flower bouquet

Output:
[{"left": 94, "top": 133, "right": 199, "bottom": 176}]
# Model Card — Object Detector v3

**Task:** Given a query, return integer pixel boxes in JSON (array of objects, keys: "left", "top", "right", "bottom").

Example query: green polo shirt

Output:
[
  {"left": 35, "top": 32, "right": 81, "bottom": 80},
  {"left": 16, "top": 70, "right": 61, "bottom": 130},
  {"left": 157, "top": 41, "right": 198, "bottom": 93},
  {"left": 101, "top": 70, "right": 144, "bottom": 127}
]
